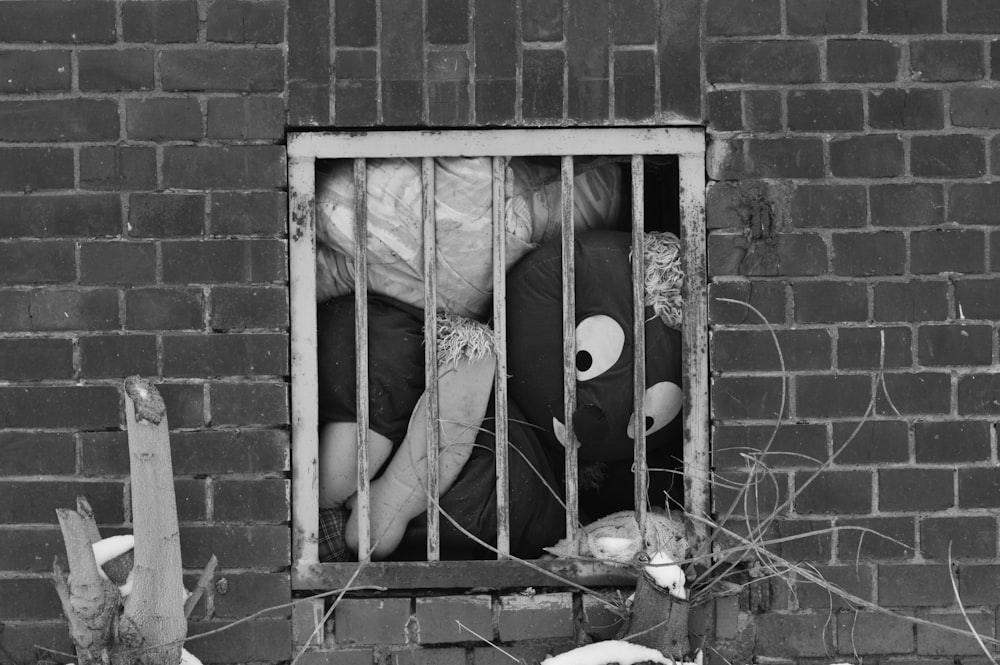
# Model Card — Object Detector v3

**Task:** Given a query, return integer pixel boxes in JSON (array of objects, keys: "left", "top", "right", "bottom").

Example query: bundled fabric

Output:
[{"left": 315, "top": 157, "right": 622, "bottom": 318}]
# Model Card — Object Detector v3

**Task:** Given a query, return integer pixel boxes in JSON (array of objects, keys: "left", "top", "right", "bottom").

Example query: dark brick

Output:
[
  {"left": 833, "top": 231, "right": 906, "bottom": 276},
  {"left": 158, "top": 383, "right": 205, "bottom": 429},
  {"left": 612, "top": 0, "right": 657, "bottom": 44},
  {"left": 832, "top": 420, "right": 909, "bottom": 464},
  {"left": 912, "top": 134, "right": 986, "bottom": 177},
  {"left": 427, "top": 52, "right": 471, "bottom": 126},
  {"left": 708, "top": 280, "right": 787, "bottom": 325},
  {"left": 951, "top": 87, "right": 1000, "bottom": 127},
  {"left": 838, "top": 517, "right": 915, "bottom": 561},
  {"left": 879, "top": 564, "right": 952, "bottom": 606},
  {"left": 706, "top": 0, "right": 780, "bottom": 35},
  {"left": 0, "top": 240, "right": 74, "bottom": 285},
  {"left": 0, "top": 194, "right": 119, "bottom": 238},
  {"left": 659, "top": 0, "right": 702, "bottom": 120},
  {"left": 0, "top": 1, "right": 115, "bottom": 43},
  {"left": 173, "top": 478, "right": 207, "bottom": 521},
  {"left": 427, "top": 0, "right": 467, "bottom": 43},
  {"left": 706, "top": 180, "right": 749, "bottom": 229},
  {"left": 958, "top": 373, "right": 1000, "bottom": 415},
  {"left": 335, "top": 0, "right": 376, "bottom": 47},
  {"left": 123, "top": 1, "right": 198, "bottom": 42},
  {"left": 207, "top": 1, "right": 284, "bottom": 43},
  {"left": 211, "top": 572, "right": 290, "bottom": 619},
  {"left": 950, "top": 183, "right": 1000, "bottom": 224},
  {"left": 706, "top": 41, "right": 820, "bottom": 84},
  {"left": 878, "top": 372, "right": 951, "bottom": 415},
  {"left": 126, "top": 98, "right": 202, "bottom": 141},
  {"left": 959, "top": 565, "right": 1000, "bottom": 604},
  {"left": 476, "top": 79, "right": 517, "bottom": 125},
  {"left": 797, "top": 375, "right": 873, "bottom": 418},
  {"left": 960, "top": 467, "right": 1000, "bottom": 507},
  {"left": 393, "top": 648, "right": 465, "bottom": 665},
  {"left": 162, "top": 333, "right": 287, "bottom": 377},
  {"left": 27, "top": 289, "right": 120, "bottom": 332},
  {"left": 0, "top": 624, "right": 73, "bottom": 664},
  {"left": 79, "top": 335, "right": 158, "bottom": 379},
  {"left": 835, "top": 612, "right": 915, "bottom": 654},
  {"left": 0, "top": 579, "right": 62, "bottom": 620},
  {"left": 335, "top": 49, "right": 377, "bottom": 79},
  {"left": 911, "top": 40, "right": 984, "bottom": 81},
  {"left": 416, "top": 595, "right": 492, "bottom": 644},
  {"left": 791, "top": 185, "right": 866, "bottom": 228},
  {"left": 732, "top": 138, "right": 826, "bottom": 178},
  {"left": 955, "top": 278, "right": 1000, "bottom": 319},
  {"left": 211, "top": 192, "right": 286, "bottom": 236},
  {"left": 187, "top": 620, "right": 290, "bottom": 662},
  {"left": 0, "top": 528, "right": 66, "bottom": 572},
  {"left": 334, "top": 80, "right": 378, "bottom": 127},
  {"left": 79, "top": 431, "right": 128, "bottom": 476},
  {"left": 0, "top": 479, "right": 123, "bottom": 524},
  {"left": 828, "top": 40, "right": 900, "bottom": 82},
  {"left": 880, "top": 469, "right": 954, "bottom": 512},
  {"left": 163, "top": 146, "right": 285, "bottom": 189},
  {"left": 949, "top": 0, "right": 1000, "bottom": 32},
  {"left": 181, "top": 524, "right": 288, "bottom": 568},
  {"left": 794, "top": 564, "right": 874, "bottom": 609},
  {"left": 710, "top": 232, "right": 827, "bottom": 277},
  {"left": 922, "top": 517, "right": 996, "bottom": 560},
  {"left": 830, "top": 134, "right": 904, "bottom": 177},
  {"left": 754, "top": 613, "right": 834, "bottom": 657},
  {"left": 210, "top": 287, "right": 288, "bottom": 330},
  {"left": 915, "top": 421, "right": 990, "bottom": 463},
  {"left": 160, "top": 49, "right": 284, "bottom": 92},
  {"left": 79, "top": 49, "right": 154, "bottom": 91},
  {"left": 0, "top": 50, "right": 70, "bottom": 93},
  {"left": 0, "top": 148, "right": 73, "bottom": 192},
  {"left": 870, "top": 183, "right": 944, "bottom": 227},
  {"left": 615, "top": 50, "right": 655, "bottom": 121},
  {"left": 713, "top": 329, "right": 831, "bottom": 372},
  {"left": 707, "top": 90, "right": 742, "bottom": 132},
  {"left": 0, "top": 100, "right": 119, "bottom": 143},
  {"left": 788, "top": 90, "right": 863, "bottom": 131},
  {"left": 1, "top": 391, "right": 116, "bottom": 430},
  {"left": 170, "top": 429, "right": 288, "bottom": 474},
  {"left": 918, "top": 324, "right": 992, "bottom": 366},
  {"left": 499, "top": 594, "right": 574, "bottom": 641},
  {"left": 287, "top": 0, "right": 330, "bottom": 125},
  {"left": 522, "top": 0, "right": 562, "bottom": 40},
  {"left": 868, "top": 0, "right": 943, "bottom": 33},
  {"left": 916, "top": 612, "right": 995, "bottom": 656},
  {"left": 713, "top": 424, "right": 827, "bottom": 469},
  {"left": 712, "top": 376, "right": 784, "bottom": 420},
  {"left": 163, "top": 239, "right": 284, "bottom": 283},
  {"left": 125, "top": 288, "right": 203, "bottom": 330},
  {"left": 210, "top": 382, "right": 288, "bottom": 426},
  {"left": 743, "top": 90, "right": 781, "bottom": 131},
  {"left": 335, "top": 598, "right": 411, "bottom": 645},
  {"left": 787, "top": 0, "right": 862, "bottom": 34},
  {"left": 475, "top": 0, "right": 516, "bottom": 80},
  {"left": 80, "top": 147, "right": 157, "bottom": 191},
  {"left": 0, "top": 291, "right": 30, "bottom": 331},
  {"left": 868, "top": 88, "right": 944, "bottom": 130},
  {"left": 213, "top": 479, "right": 288, "bottom": 522},
  {"left": 993, "top": 230, "right": 1000, "bottom": 270},
  {"left": 0, "top": 339, "right": 73, "bottom": 382},
  {"left": 793, "top": 281, "right": 868, "bottom": 323},
  {"left": 522, "top": 49, "right": 564, "bottom": 121},
  {"left": 911, "top": 229, "right": 985, "bottom": 274},
  {"left": 129, "top": 193, "right": 205, "bottom": 237},
  {"left": 567, "top": 0, "right": 609, "bottom": 122},
  {"left": 207, "top": 97, "right": 284, "bottom": 140},
  {"left": 837, "top": 326, "right": 911, "bottom": 369}
]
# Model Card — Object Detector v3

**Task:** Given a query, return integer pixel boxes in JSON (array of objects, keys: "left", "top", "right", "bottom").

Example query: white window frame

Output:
[{"left": 287, "top": 128, "right": 707, "bottom": 590}]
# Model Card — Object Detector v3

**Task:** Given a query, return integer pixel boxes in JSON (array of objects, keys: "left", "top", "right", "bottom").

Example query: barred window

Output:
[{"left": 288, "top": 129, "right": 706, "bottom": 590}]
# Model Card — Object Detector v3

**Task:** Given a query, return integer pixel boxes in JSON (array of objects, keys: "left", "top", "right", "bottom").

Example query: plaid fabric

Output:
[{"left": 318, "top": 506, "right": 352, "bottom": 562}]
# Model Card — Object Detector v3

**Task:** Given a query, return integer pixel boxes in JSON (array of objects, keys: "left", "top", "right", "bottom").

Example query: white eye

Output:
[
  {"left": 575, "top": 315, "right": 625, "bottom": 381},
  {"left": 627, "top": 381, "right": 683, "bottom": 439}
]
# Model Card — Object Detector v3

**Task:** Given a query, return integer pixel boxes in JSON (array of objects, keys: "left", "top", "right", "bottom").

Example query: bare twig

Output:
[
  {"left": 948, "top": 543, "right": 998, "bottom": 665},
  {"left": 183, "top": 555, "right": 218, "bottom": 619}
]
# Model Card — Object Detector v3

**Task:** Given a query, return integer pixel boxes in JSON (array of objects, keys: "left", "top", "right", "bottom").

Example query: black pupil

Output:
[
  {"left": 576, "top": 350, "right": 593, "bottom": 371},
  {"left": 645, "top": 416, "right": 654, "bottom": 431}
]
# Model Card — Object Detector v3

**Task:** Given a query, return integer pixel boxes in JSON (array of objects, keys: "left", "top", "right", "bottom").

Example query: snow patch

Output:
[
  {"left": 644, "top": 551, "right": 686, "bottom": 600},
  {"left": 540, "top": 641, "right": 673, "bottom": 665}
]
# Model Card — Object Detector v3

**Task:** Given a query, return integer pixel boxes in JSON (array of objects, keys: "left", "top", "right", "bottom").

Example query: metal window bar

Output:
[{"left": 288, "top": 129, "right": 707, "bottom": 589}]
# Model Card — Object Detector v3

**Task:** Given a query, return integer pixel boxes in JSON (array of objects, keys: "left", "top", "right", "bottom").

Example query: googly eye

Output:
[
  {"left": 575, "top": 315, "right": 625, "bottom": 381},
  {"left": 627, "top": 381, "right": 683, "bottom": 439}
]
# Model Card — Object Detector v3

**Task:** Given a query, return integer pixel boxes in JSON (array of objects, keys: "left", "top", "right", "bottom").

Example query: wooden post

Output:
[
  {"left": 620, "top": 556, "right": 690, "bottom": 659},
  {"left": 120, "top": 376, "right": 187, "bottom": 665}
]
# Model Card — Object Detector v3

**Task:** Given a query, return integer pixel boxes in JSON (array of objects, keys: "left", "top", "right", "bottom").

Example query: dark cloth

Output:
[{"left": 318, "top": 506, "right": 351, "bottom": 562}]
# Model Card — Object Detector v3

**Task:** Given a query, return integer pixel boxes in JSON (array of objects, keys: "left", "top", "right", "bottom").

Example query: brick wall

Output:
[
  {"left": 706, "top": 0, "right": 1000, "bottom": 660},
  {"left": 2, "top": 0, "right": 998, "bottom": 663}
]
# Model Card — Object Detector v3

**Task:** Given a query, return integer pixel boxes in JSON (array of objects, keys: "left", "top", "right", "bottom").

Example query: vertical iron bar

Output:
[
  {"left": 631, "top": 155, "right": 648, "bottom": 536},
  {"left": 422, "top": 157, "right": 441, "bottom": 561},
  {"left": 353, "top": 158, "right": 371, "bottom": 562},
  {"left": 561, "top": 156, "right": 579, "bottom": 553},
  {"left": 492, "top": 157, "right": 511, "bottom": 557}
]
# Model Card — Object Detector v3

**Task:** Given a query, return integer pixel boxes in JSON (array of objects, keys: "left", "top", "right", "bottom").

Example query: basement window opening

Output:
[{"left": 288, "top": 129, "right": 707, "bottom": 590}]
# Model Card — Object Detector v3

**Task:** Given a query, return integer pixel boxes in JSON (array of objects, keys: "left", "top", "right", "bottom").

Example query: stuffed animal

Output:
[{"left": 316, "top": 230, "right": 685, "bottom": 561}]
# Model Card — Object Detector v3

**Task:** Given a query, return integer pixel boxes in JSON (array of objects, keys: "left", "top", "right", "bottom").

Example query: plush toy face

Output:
[{"left": 506, "top": 230, "right": 683, "bottom": 462}]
